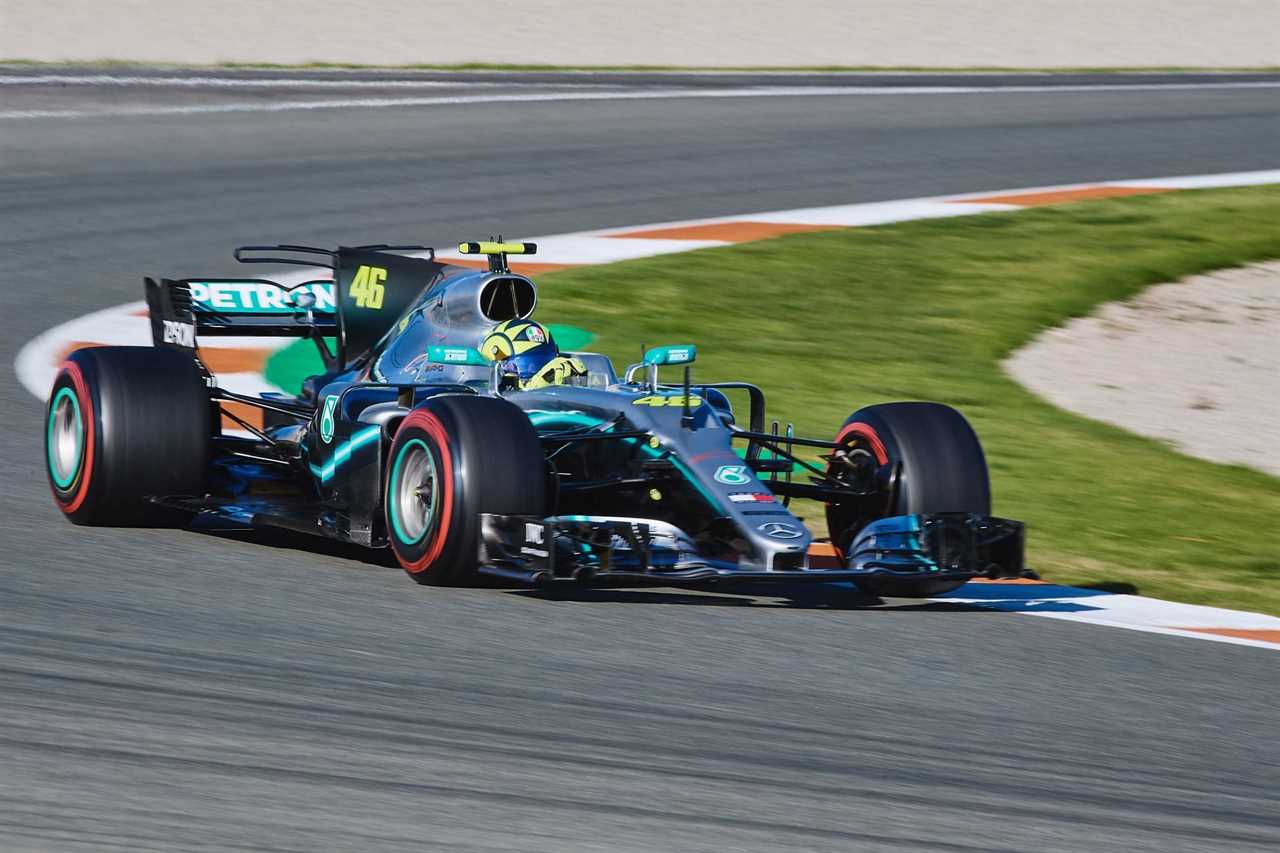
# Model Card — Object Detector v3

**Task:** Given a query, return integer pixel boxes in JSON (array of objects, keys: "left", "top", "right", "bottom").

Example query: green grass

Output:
[
  {"left": 4, "top": 59, "right": 1279, "bottom": 73},
  {"left": 529, "top": 186, "right": 1280, "bottom": 614}
]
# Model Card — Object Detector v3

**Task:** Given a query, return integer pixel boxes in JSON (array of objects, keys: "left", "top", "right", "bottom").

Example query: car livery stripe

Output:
[
  {"left": 528, "top": 410, "right": 725, "bottom": 513},
  {"left": 307, "top": 425, "right": 381, "bottom": 483}
]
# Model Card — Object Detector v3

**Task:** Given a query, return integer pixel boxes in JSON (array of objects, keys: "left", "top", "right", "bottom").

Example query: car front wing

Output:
[{"left": 476, "top": 512, "right": 1025, "bottom": 587}]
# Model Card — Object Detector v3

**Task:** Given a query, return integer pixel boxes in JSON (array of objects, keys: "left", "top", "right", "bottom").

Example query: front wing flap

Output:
[
  {"left": 478, "top": 511, "right": 1025, "bottom": 586},
  {"left": 479, "top": 514, "right": 697, "bottom": 583},
  {"left": 846, "top": 513, "right": 1025, "bottom": 581}
]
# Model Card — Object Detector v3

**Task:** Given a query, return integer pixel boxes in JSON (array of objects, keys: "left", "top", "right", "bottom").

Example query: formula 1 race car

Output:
[{"left": 44, "top": 242, "right": 1025, "bottom": 596}]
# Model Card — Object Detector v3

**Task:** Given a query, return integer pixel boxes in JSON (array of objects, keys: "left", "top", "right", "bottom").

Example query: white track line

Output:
[
  {"left": 3, "top": 80, "right": 1279, "bottom": 120},
  {"left": 939, "top": 584, "right": 1280, "bottom": 650},
  {"left": 0, "top": 74, "right": 581, "bottom": 89}
]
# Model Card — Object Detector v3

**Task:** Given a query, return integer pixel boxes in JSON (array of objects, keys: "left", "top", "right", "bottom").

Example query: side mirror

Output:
[
  {"left": 643, "top": 345, "right": 696, "bottom": 366},
  {"left": 427, "top": 345, "right": 488, "bottom": 366}
]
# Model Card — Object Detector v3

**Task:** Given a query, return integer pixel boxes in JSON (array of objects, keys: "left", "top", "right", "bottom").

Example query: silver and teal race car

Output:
[{"left": 44, "top": 241, "right": 1024, "bottom": 596}]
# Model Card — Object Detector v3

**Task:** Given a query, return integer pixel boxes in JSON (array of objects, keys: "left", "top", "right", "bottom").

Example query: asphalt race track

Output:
[{"left": 2, "top": 70, "right": 1278, "bottom": 852}]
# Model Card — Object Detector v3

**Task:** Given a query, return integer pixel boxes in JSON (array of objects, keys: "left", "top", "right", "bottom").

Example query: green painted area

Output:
[
  {"left": 263, "top": 338, "right": 331, "bottom": 393},
  {"left": 546, "top": 323, "right": 596, "bottom": 352},
  {"left": 531, "top": 185, "right": 1280, "bottom": 615},
  {"left": 732, "top": 446, "right": 812, "bottom": 477},
  {"left": 262, "top": 324, "right": 596, "bottom": 393}
]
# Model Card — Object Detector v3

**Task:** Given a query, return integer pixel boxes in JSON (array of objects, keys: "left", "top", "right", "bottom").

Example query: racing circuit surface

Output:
[{"left": 2, "top": 70, "right": 1279, "bottom": 851}]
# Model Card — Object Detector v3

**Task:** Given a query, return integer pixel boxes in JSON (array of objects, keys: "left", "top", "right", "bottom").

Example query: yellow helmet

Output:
[{"left": 480, "top": 320, "right": 557, "bottom": 381}]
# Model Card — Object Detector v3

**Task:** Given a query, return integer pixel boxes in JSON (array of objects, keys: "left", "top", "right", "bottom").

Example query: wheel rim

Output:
[
  {"left": 390, "top": 439, "right": 439, "bottom": 545},
  {"left": 47, "top": 386, "right": 84, "bottom": 491}
]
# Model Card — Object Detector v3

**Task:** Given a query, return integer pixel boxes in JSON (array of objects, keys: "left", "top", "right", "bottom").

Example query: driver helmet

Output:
[{"left": 480, "top": 320, "right": 558, "bottom": 382}]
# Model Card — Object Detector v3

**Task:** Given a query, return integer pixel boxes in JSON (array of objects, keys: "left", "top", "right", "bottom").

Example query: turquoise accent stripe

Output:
[
  {"left": 667, "top": 456, "right": 723, "bottom": 514},
  {"left": 532, "top": 411, "right": 722, "bottom": 514},
  {"left": 308, "top": 425, "right": 381, "bottom": 482},
  {"left": 527, "top": 411, "right": 603, "bottom": 429}
]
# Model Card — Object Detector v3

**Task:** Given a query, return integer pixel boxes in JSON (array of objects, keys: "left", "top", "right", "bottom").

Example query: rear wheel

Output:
[
  {"left": 385, "top": 395, "right": 548, "bottom": 585},
  {"left": 825, "top": 401, "right": 990, "bottom": 597},
  {"left": 46, "top": 346, "right": 211, "bottom": 525}
]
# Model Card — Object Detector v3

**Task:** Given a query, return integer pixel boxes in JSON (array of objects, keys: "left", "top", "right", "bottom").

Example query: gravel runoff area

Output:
[
  {"left": 1006, "top": 261, "right": 1280, "bottom": 478},
  {"left": 3, "top": 1, "right": 1279, "bottom": 67}
]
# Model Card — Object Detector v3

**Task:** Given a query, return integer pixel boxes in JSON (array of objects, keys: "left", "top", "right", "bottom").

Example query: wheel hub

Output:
[
  {"left": 395, "top": 443, "right": 439, "bottom": 543},
  {"left": 49, "top": 389, "right": 83, "bottom": 489}
]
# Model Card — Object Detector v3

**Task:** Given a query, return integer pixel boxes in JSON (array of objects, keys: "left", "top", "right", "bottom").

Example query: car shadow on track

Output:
[
  {"left": 195, "top": 526, "right": 400, "bottom": 569},
  {"left": 510, "top": 583, "right": 997, "bottom": 612}
]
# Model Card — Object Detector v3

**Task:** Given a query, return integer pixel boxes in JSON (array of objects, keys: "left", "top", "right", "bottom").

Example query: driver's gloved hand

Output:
[{"left": 522, "top": 356, "right": 588, "bottom": 390}]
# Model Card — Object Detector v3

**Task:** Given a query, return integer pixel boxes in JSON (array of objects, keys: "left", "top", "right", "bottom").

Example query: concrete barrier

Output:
[{"left": 2, "top": 1, "right": 1277, "bottom": 68}]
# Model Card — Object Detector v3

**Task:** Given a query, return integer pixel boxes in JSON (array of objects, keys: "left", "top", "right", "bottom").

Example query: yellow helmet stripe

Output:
[
  {"left": 500, "top": 321, "right": 531, "bottom": 339},
  {"left": 480, "top": 331, "right": 515, "bottom": 361},
  {"left": 511, "top": 338, "right": 545, "bottom": 355}
]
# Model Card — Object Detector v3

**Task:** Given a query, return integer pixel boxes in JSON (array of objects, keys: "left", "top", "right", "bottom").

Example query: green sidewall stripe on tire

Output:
[
  {"left": 47, "top": 385, "right": 83, "bottom": 491},
  {"left": 389, "top": 438, "right": 435, "bottom": 546}
]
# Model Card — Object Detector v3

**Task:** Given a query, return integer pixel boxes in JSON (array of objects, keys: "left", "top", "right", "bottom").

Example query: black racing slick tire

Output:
[
  {"left": 45, "top": 346, "right": 211, "bottom": 526},
  {"left": 825, "top": 401, "right": 990, "bottom": 597},
  {"left": 385, "top": 395, "right": 548, "bottom": 585}
]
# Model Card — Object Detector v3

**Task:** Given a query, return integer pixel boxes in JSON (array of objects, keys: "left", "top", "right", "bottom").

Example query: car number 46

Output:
[
  {"left": 632, "top": 395, "right": 702, "bottom": 407},
  {"left": 349, "top": 265, "right": 387, "bottom": 309}
]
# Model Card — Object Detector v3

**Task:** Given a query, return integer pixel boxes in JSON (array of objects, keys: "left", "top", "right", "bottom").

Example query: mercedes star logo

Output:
[{"left": 757, "top": 522, "right": 803, "bottom": 539}]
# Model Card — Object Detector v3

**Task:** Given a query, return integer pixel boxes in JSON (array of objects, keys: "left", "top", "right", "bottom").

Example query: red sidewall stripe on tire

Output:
[
  {"left": 392, "top": 409, "right": 455, "bottom": 574},
  {"left": 835, "top": 421, "right": 888, "bottom": 466},
  {"left": 52, "top": 360, "right": 95, "bottom": 514}
]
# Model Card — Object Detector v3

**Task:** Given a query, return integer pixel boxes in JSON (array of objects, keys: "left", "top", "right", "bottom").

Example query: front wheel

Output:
[
  {"left": 385, "top": 395, "right": 548, "bottom": 585},
  {"left": 825, "top": 401, "right": 990, "bottom": 597}
]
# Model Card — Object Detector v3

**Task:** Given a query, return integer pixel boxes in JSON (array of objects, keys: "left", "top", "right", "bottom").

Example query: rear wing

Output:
[
  {"left": 145, "top": 276, "right": 342, "bottom": 372},
  {"left": 146, "top": 277, "right": 338, "bottom": 336},
  {"left": 145, "top": 243, "right": 451, "bottom": 370}
]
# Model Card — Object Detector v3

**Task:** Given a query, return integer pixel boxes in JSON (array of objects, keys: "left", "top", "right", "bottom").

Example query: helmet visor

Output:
[{"left": 502, "top": 340, "right": 558, "bottom": 380}]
